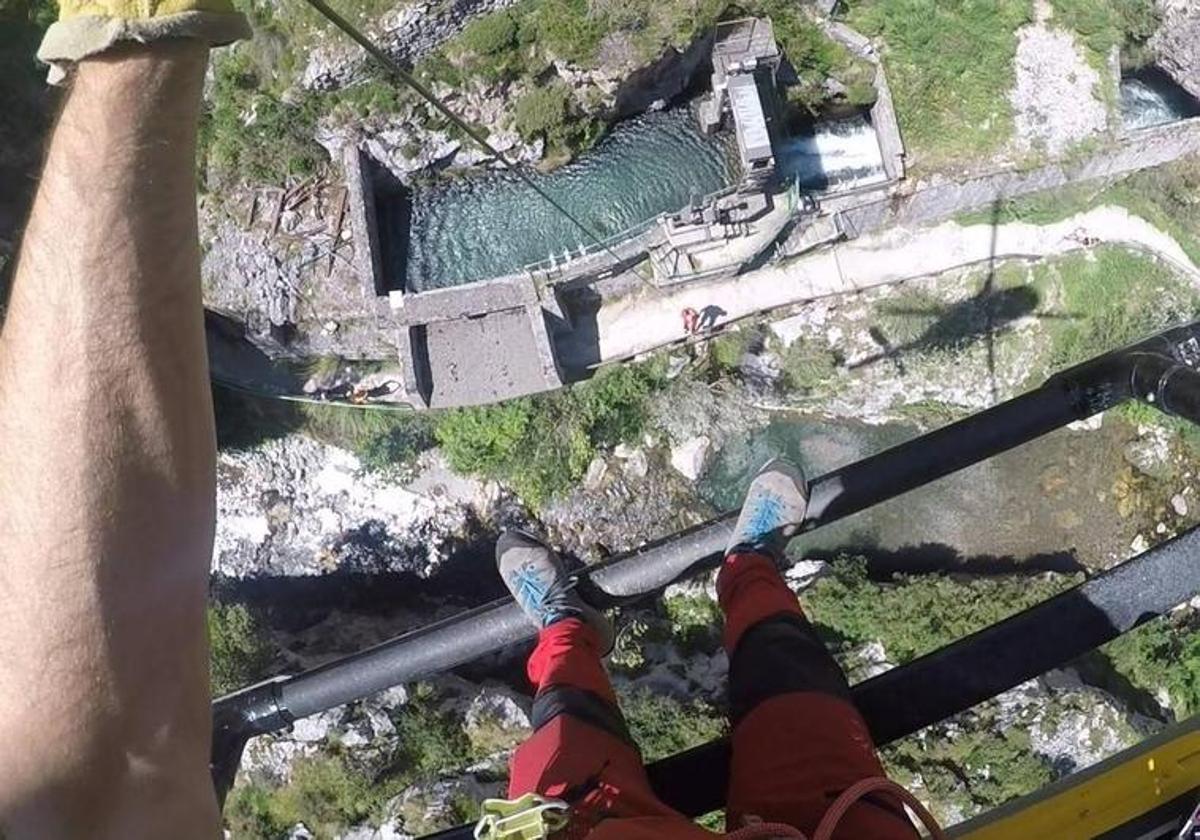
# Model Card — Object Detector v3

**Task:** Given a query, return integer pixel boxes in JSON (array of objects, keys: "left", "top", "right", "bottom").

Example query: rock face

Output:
[
  {"left": 301, "top": 0, "right": 523, "bottom": 92},
  {"left": 611, "top": 34, "right": 714, "bottom": 120},
  {"left": 1153, "top": 0, "right": 1200, "bottom": 101},
  {"left": 214, "top": 438, "right": 497, "bottom": 578}
]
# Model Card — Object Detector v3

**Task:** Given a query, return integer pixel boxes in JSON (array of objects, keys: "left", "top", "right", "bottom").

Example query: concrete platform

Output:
[{"left": 400, "top": 306, "right": 563, "bottom": 409}]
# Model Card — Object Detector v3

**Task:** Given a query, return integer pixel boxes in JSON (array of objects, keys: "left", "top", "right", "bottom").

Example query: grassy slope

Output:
[{"left": 845, "top": 0, "right": 1032, "bottom": 171}]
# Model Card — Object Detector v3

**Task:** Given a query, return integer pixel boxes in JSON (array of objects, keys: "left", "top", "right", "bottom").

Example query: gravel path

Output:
[{"left": 562, "top": 206, "right": 1200, "bottom": 366}]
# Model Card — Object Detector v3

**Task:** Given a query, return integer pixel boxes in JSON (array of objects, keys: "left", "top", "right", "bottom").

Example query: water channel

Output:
[
  {"left": 405, "top": 108, "right": 734, "bottom": 291},
  {"left": 1120, "top": 66, "right": 1200, "bottom": 132}
]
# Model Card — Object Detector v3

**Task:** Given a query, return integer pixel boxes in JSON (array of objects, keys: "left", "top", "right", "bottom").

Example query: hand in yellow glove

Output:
[{"left": 38, "top": 0, "right": 251, "bottom": 82}]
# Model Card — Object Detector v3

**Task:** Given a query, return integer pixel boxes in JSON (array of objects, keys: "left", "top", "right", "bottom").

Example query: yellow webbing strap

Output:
[{"left": 473, "top": 793, "right": 570, "bottom": 840}]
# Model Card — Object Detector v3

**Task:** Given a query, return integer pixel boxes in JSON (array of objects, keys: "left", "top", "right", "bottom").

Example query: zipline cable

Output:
[{"left": 296, "top": 0, "right": 657, "bottom": 286}]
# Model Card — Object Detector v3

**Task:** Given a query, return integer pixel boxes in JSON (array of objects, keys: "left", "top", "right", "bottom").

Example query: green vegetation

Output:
[
  {"left": 884, "top": 726, "right": 1055, "bottom": 817},
  {"left": 208, "top": 602, "right": 275, "bottom": 697},
  {"left": 845, "top": 0, "right": 1031, "bottom": 169},
  {"left": 663, "top": 592, "right": 723, "bottom": 652},
  {"left": 617, "top": 687, "right": 727, "bottom": 762},
  {"left": 1048, "top": 0, "right": 1159, "bottom": 68},
  {"left": 227, "top": 684, "right": 481, "bottom": 838},
  {"left": 779, "top": 338, "right": 841, "bottom": 395},
  {"left": 434, "top": 360, "right": 665, "bottom": 507},
  {"left": 804, "top": 557, "right": 1078, "bottom": 665},
  {"left": 707, "top": 330, "right": 752, "bottom": 375},
  {"left": 1039, "top": 247, "right": 1199, "bottom": 372},
  {"left": 1103, "top": 613, "right": 1200, "bottom": 718},
  {"left": 201, "top": 48, "right": 324, "bottom": 187},
  {"left": 295, "top": 403, "right": 434, "bottom": 473},
  {"left": 512, "top": 81, "right": 602, "bottom": 152},
  {"left": 227, "top": 752, "right": 402, "bottom": 838}
]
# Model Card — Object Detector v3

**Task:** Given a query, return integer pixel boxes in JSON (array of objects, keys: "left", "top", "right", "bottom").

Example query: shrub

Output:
[
  {"left": 513, "top": 81, "right": 575, "bottom": 145},
  {"left": 225, "top": 753, "right": 400, "bottom": 839},
  {"left": 461, "top": 10, "right": 519, "bottom": 56},
  {"left": 803, "top": 557, "right": 1078, "bottom": 666},
  {"left": 297, "top": 403, "right": 436, "bottom": 473},
  {"left": 201, "top": 49, "right": 325, "bottom": 187},
  {"left": 780, "top": 339, "right": 840, "bottom": 395},
  {"left": 663, "top": 593, "right": 723, "bottom": 653},
  {"left": 884, "top": 726, "right": 1055, "bottom": 817},
  {"left": 435, "top": 362, "right": 663, "bottom": 507},
  {"left": 1102, "top": 612, "right": 1200, "bottom": 718},
  {"left": 208, "top": 603, "right": 274, "bottom": 697},
  {"left": 531, "top": 0, "right": 605, "bottom": 64},
  {"left": 434, "top": 402, "right": 534, "bottom": 477},
  {"left": 617, "top": 687, "right": 727, "bottom": 762},
  {"left": 1049, "top": 0, "right": 1160, "bottom": 66},
  {"left": 1043, "top": 247, "right": 1199, "bottom": 371},
  {"left": 388, "top": 685, "right": 477, "bottom": 778}
]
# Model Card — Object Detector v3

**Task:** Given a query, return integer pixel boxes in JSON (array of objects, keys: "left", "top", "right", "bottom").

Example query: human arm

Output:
[{"left": 0, "top": 41, "right": 221, "bottom": 838}]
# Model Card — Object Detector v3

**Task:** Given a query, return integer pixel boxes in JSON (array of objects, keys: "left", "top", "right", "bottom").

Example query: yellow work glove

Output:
[{"left": 38, "top": 0, "right": 251, "bottom": 83}]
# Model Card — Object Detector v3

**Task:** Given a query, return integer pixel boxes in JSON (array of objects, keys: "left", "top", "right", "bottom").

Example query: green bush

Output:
[
  {"left": 804, "top": 557, "right": 1078, "bottom": 665},
  {"left": 201, "top": 49, "right": 325, "bottom": 187},
  {"left": 461, "top": 10, "right": 519, "bottom": 56},
  {"left": 846, "top": 0, "right": 1032, "bottom": 169},
  {"left": 1049, "top": 0, "right": 1159, "bottom": 66},
  {"left": 760, "top": 0, "right": 877, "bottom": 114},
  {"left": 435, "top": 362, "right": 663, "bottom": 507},
  {"left": 1103, "top": 613, "right": 1200, "bottom": 718},
  {"left": 208, "top": 603, "right": 274, "bottom": 697},
  {"left": 225, "top": 753, "right": 401, "bottom": 839},
  {"left": 297, "top": 403, "right": 436, "bottom": 473},
  {"left": 531, "top": 0, "right": 607, "bottom": 64},
  {"left": 707, "top": 331, "right": 750, "bottom": 375},
  {"left": 884, "top": 726, "right": 1055, "bottom": 817},
  {"left": 780, "top": 339, "right": 840, "bottom": 394},
  {"left": 513, "top": 81, "right": 575, "bottom": 145},
  {"left": 663, "top": 593, "right": 723, "bottom": 652},
  {"left": 225, "top": 684, "right": 481, "bottom": 838},
  {"left": 388, "top": 685, "right": 477, "bottom": 778},
  {"left": 617, "top": 687, "right": 727, "bottom": 762}
]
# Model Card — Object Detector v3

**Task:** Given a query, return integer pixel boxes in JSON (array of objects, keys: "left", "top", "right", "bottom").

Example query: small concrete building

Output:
[{"left": 699, "top": 18, "right": 782, "bottom": 189}]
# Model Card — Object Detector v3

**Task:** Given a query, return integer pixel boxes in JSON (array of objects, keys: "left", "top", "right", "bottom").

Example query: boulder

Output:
[{"left": 670, "top": 435, "right": 711, "bottom": 481}]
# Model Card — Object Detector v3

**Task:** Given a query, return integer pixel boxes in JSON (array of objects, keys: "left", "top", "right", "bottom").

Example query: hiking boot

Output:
[
  {"left": 497, "top": 529, "right": 615, "bottom": 654},
  {"left": 726, "top": 458, "right": 809, "bottom": 558}
]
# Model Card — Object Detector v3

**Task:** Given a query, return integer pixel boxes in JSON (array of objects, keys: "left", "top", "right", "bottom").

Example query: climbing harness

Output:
[
  {"left": 470, "top": 779, "right": 945, "bottom": 840},
  {"left": 473, "top": 793, "right": 570, "bottom": 840}
]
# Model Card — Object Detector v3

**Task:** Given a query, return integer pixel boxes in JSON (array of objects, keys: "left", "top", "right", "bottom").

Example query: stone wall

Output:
[
  {"left": 821, "top": 20, "right": 906, "bottom": 182},
  {"left": 342, "top": 145, "right": 385, "bottom": 299},
  {"left": 835, "top": 116, "right": 1200, "bottom": 238}
]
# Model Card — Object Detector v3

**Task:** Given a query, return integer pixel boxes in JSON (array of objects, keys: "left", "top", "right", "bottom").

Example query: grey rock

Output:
[
  {"left": 1153, "top": 0, "right": 1200, "bottom": 102},
  {"left": 669, "top": 435, "right": 711, "bottom": 481}
]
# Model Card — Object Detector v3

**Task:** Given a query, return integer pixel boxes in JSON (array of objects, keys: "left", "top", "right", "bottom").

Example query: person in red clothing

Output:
[{"left": 494, "top": 460, "right": 927, "bottom": 839}]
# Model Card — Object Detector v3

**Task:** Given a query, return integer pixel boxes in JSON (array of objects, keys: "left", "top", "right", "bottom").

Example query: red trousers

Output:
[{"left": 507, "top": 552, "right": 918, "bottom": 839}]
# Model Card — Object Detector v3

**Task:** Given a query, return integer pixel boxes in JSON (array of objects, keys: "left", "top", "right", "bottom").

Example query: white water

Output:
[
  {"left": 775, "top": 112, "right": 887, "bottom": 193},
  {"left": 1120, "top": 70, "right": 1200, "bottom": 132}
]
